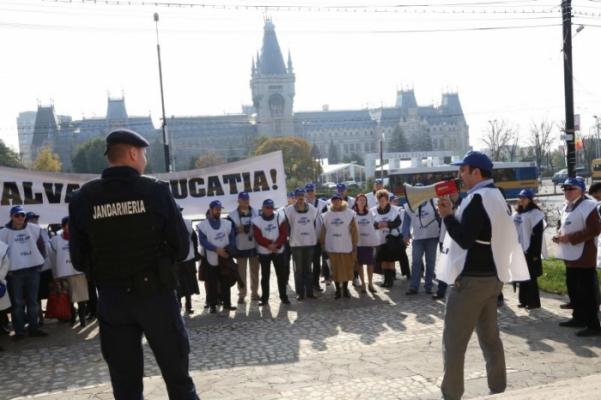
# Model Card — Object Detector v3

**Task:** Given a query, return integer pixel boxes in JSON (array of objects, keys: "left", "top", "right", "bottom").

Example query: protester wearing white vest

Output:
[
  {"left": 0, "top": 205, "right": 48, "bottom": 339},
  {"left": 26, "top": 211, "right": 52, "bottom": 327},
  {"left": 553, "top": 177, "right": 601, "bottom": 337},
  {"left": 253, "top": 199, "right": 290, "bottom": 306},
  {"left": 352, "top": 194, "right": 379, "bottom": 293},
  {"left": 0, "top": 239, "right": 9, "bottom": 352},
  {"left": 512, "top": 189, "right": 544, "bottom": 310},
  {"left": 372, "top": 190, "right": 403, "bottom": 288},
  {"left": 285, "top": 188, "right": 319, "bottom": 301},
  {"left": 48, "top": 217, "right": 89, "bottom": 326},
  {"left": 197, "top": 200, "right": 237, "bottom": 314},
  {"left": 227, "top": 192, "right": 260, "bottom": 304},
  {"left": 320, "top": 193, "right": 358, "bottom": 299},
  {"left": 402, "top": 195, "right": 441, "bottom": 296},
  {"left": 437, "top": 151, "right": 529, "bottom": 400},
  {"left": 176, "top": 207, "right": 201, "bottom": 315},
  {"left": 365, "top": 179, "right": 391, "bottom": 209},
  {"left": 305, "top": 183, "right": 328, "bottom": 292}
]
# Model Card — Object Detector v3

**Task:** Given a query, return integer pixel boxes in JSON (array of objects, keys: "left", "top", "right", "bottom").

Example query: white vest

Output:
[
  {"left": 0, "top": 224, "right": 45, "bottom": 271},
  {"left": 355, "top": 211, "right": 379, "bottom": 247},
  {"left": 183, "top": 219, "right": 196, "bottom": 262},
  {"left": 322, "top": 208, "right": 356, "bottom": 253},
  {"left": 228, "top": 208, "right": 257, "bottom": 251},
  {"left": 285, "top": 204, "right": 319, "bottom": 247},
  {"left": 0, "top": 241, "right": 10, "bottom": 310},
  {"left": 437, "top": 187, "right": 530, "bottom": 284},
  {"left": 252, "top": 214, "right": 285, "bottom": 255},
  {"left": 49, "top": 234, "right": 80, "bottom": 278},
  {"left": 371, "top": 205, "right": 401, "bottom": 245},
  {"left": 513, "top": 209, "right": 545, "bottom": 253},
  {"left": 406, "top": 200, "right": 441, "bottom": 241},
  {"left": 557, "top": 199, "right": 598, "bottom": 261},
  {"left": 197, "top": 219, "right": 232, "bottom": 266}
]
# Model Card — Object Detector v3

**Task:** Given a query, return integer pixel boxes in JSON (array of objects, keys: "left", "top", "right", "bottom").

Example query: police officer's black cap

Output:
[{"left": 104, "top": 129, "right": 150, "bottom": 155}]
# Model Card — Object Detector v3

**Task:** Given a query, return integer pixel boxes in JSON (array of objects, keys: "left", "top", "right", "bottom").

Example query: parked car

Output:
[{"left": 551, "top": 167, "right": 590, "bottom": 185}]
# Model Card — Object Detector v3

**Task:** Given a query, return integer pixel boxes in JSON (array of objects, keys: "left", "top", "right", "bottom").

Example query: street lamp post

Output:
[
  {"left": 154, "top": 12, "right": 172, "bottom": 172},
  {"left": 369, "top": 107, "right": 384, "bottom": 179}
]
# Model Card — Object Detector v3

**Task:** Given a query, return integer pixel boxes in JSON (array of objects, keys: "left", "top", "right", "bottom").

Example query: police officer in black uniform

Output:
[{"left": 69, "top": 129, "right": 199, "bottom": 400}]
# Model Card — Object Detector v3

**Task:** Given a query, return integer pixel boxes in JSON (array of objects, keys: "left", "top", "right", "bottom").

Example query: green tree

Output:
[
  {"left": 32, "top": 146, "right": 62, "bottom": 172},
  {"left": 255, "top": 136, "right": 322, "bottom": 190},
  {"left": 328, "top": 140, "right": 339, "bottom": 164},
  {"left": 0, "top": 139, "right": 23, "bottom": 168},
  {"left": 193, "top": 152, "right": 226, "bottom": 169},
  {"left": 388, "top": 125, "right": 408, "bottom": 152},
  {"left": 410, "top": 131, "right": 433, "bottom": 151},
  {"left": 72, "top": 138, "right": 108, "bottom": 173}
]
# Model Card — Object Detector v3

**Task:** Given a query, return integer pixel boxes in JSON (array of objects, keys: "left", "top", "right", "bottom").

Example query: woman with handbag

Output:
[
  {"left": 48, "top": 217, "right": 89, "bottom": 326},
  {"left": 373, "top": 190, "right": 403, "bottom": 288},
  {"left": 320, "top": 193, "right": 358, "bottom": 299},
  {"left": 353, "top": 194, "right": 379, "bottom": 294}
]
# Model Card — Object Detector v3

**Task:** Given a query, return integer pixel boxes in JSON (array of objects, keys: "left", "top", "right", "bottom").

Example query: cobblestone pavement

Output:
[{"left": 1, "top": 266, "right": 601, "bottom": 400}]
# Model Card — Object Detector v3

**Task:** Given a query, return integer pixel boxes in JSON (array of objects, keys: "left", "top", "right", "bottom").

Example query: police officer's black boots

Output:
[{"left": 334, "top": 283, "right": 342, "bottom": 299}]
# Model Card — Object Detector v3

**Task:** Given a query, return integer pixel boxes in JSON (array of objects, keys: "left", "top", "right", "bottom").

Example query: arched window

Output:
[{"left": 268, "top": 93, "right": 285, "bottom": 117}]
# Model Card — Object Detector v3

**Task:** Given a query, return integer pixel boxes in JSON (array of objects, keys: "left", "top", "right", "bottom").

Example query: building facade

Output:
[{"left": 17, "top": 18, "right": 469, "bottom": 174}]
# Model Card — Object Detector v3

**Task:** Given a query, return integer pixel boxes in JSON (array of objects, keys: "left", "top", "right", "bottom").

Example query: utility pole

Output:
[
  {"left": 154, "top": 12, "right": 172, "bottom": 172},
  {"left": 562, "top": 0, "right": 576, "bottom": 177}
]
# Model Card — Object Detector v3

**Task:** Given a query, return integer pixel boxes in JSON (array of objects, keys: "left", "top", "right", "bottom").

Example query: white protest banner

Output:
[{"left": 0, "top": 151, "right": 287, "bottom": 224}]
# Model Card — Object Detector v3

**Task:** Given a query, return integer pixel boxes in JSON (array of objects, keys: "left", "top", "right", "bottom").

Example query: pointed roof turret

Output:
[
  {"left": 287, "top": 50, "right": 294, "bottom": 73},
  {"left": 258, "top": 18, "right": 287, "bottom": 75},
  {"left": 251, "top": 57, "right": 256, "bottom": 75},
  {"left": 395, "top": 89, "right": 417, "bottom": 109}
]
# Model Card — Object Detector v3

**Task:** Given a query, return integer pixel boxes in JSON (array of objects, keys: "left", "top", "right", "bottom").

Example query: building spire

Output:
[
  {"left": 287, "top": 50, "right": 293, "bottom": 73},
  {"left": 258, "top": 18, "right": 287, "bottom": 75}
]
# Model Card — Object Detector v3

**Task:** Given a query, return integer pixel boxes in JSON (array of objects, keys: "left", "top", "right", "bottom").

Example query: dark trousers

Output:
[
  {"left": 97, "top": 287, "right": 198, "bottom": 400},
  {"left": 312, "top": 244, "right": 322, "bottom": 287},
  {"left": 567, "top": 268, "right": 601, "bottom": 329},
  {"left": 205, "top": 265, "right": 231, "bottom": 308},
  {"left": 321, "top": 253, "right": 331, "bottom": 280},
  {"left": 87, "top": 279, "right": 98, "bottom": 317},
  {"left": 518, "top": 278, "right": 541, "bottom": 308},
  {"left": 399, "top": 242, "right": 411, "bottom": 277},
  {"left": 292, "top": 246, "right": 314, "bottom": 297},
  {"left": 259, "top": 253, "right": 289, "bottom": 302},
  {"left": 6, "top": 266, "right": 41, "bottom": 336},
  {"left": 437, "top": 281, "right": 448, "bottom": 297}
]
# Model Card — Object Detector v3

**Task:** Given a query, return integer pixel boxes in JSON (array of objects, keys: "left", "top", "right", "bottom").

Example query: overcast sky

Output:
[{"left": 1, "top": 0, "right": 600, "bottom": 153}]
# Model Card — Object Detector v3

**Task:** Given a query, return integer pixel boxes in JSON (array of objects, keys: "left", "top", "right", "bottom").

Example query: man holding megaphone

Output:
[{"left": 434, "top": 151, "right": 529, "bottom": 400}]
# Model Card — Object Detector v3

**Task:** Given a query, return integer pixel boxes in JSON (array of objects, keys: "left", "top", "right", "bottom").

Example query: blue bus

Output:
[{"left": 388, "top": 161, "right": 539, "bottom": 201}]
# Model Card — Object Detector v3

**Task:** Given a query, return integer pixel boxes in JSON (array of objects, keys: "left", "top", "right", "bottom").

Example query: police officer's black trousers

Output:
[
  {"left": 97, "top": 287, "right": 199, "bottom": 400},
  {"left": 258, "top": 253, "right": 289, "bottom": 302},
  {"left": 205, "top": 264, "right": 232, "bottom": 308}
]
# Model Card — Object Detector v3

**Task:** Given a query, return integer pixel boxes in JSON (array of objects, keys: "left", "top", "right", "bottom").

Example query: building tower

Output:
[{"left": 250, "top": 18, "right": 295, "bottom": 136}]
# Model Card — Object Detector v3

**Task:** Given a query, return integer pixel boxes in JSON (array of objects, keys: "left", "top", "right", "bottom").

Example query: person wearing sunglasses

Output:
[
  {"left": 0, "top": 205, "right": 48, "bottom": 340},
  {"left": 554, "top": 177, "right": 601, "bottom": 337}
]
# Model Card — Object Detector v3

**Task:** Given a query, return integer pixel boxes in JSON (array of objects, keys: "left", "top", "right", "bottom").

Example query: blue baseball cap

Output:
[
  {"left": 336, "top": 183, "right": 346, "bottom": 193},
  {"left": 294, "top": 187, "right": 306, "bottom": 197},
  {"left": 561, "top": 177, "right": 586, "bottom": 192},
  {"left": 375, "top": 178, "right": 383, "bottom": 185},
  {"left": 209, "top": 200, "right": 223, "bottom": 209},
  {"left": 61, "top": 216, "right": 69, "bottom": 226},
  {"left": 304, "top": 183, "right": 316, "bottom": 192},
  {"left": 287, "top": 191, "right": 295, "bottom": 198},
  {"left": 238, "top": 192, "right": 250, "bottom": 200},
  {"left": 331, "top": 193, "right": 342, "bottom": 201},
  {"left": 518, "top": 189, "right": 534, "bottom": 199},
  {"left": 263, "top": 199, "right": 275, "bottom": 208},
  {"left": 26, "top": 211, "right": 40, "bottom": 220},
  {"left": 451, "top": 151, "right": 493, "bottom": 173},
  {"left": 10, "top": 206, "right": 25, "bottom": 216}
]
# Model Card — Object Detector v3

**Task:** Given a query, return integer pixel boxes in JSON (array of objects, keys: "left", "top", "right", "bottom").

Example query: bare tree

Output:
[
  {"left": 482, "top": 119, "right": 517, "bottom": 161},
  {"left": 528, "top": 119, "right": 556, "bottom": 170}
]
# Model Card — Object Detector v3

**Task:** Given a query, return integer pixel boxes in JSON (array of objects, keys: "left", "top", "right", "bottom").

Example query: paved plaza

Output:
[{"left": 1, "top": 264, "right": 601, "bottom": 400}]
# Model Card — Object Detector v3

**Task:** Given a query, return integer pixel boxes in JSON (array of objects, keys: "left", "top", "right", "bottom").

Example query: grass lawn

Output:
[{"left": 539, "top": 258, "right": 601, "bottom": 295}]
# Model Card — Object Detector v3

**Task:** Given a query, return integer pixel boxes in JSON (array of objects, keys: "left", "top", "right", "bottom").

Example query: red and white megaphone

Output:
[{"left": 404, "top": 179, "right": 460, "bottom": 212}]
